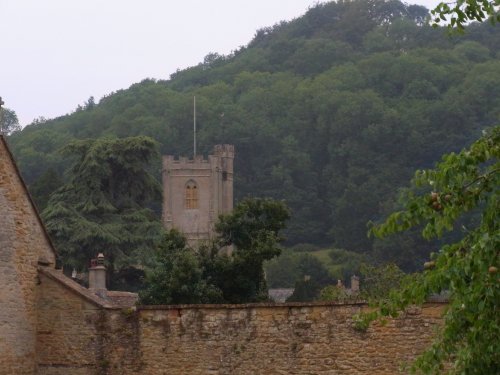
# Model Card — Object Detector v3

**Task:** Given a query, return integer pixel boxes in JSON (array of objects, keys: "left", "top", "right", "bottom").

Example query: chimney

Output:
[
  {"left": 350, "top": 275, "right": 360, "bottom": 293},
  {"left": 88, "top": 253, "right": 106, "bottom": 291}
]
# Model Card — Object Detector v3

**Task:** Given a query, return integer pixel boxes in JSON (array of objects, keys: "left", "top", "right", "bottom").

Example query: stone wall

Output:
[
  {"left": 34, "top": 298, "right": 444, "bottom": 375},
  {"left": 0, "top": 137, "right": 56, "bottom": 375},
  {"left": 36, "top": 272, "right": 104, "bottom": 375},
  {"left": 120, "top": 303, "right": 444, "bottom": 375}
]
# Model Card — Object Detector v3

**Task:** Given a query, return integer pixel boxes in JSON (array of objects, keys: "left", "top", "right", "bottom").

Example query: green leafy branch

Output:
[
  {"left": 431, "top": 0, "right": 500, "bottom": 30},
  {"left": 363, "top": 126, "right": 499, "bottom": 374}
]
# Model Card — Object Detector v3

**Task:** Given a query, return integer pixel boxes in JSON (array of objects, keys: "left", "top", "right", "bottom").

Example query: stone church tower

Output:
[{"left": 162, "top": 144, "right": 234, "bottom": 243}]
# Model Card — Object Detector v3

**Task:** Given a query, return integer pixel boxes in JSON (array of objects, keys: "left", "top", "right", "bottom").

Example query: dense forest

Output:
[{"left": 7, "top": 0, "right": 500, "bottom": 273}]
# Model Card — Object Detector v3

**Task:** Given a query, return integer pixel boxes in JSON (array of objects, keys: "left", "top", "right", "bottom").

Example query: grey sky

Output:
[{"left": 1, "top": 0, "right": 440, "bottom": 126}]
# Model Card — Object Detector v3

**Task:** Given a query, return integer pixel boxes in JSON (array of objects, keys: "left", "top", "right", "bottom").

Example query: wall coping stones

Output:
[{"left": 136, "top": 300, "right": 447, "bottom": 311}]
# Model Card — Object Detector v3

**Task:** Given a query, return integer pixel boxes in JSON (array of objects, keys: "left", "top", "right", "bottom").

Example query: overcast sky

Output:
[{"left": 1, "top": 0, "right": 440, "bottom": 126}]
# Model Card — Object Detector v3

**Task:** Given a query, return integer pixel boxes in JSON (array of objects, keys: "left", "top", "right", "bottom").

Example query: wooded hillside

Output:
[{"left": 8, "top": 0, "right": 500, "bottom": 271}]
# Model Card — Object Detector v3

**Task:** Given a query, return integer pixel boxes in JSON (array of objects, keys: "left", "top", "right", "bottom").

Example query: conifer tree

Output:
[{"left": 42, "top": 136, "right": 163, "bottom": 278}]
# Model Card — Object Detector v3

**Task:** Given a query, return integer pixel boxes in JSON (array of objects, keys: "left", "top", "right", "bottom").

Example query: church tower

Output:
[{"left": 162, "top": 144, "right": 234, "bottom": 244}]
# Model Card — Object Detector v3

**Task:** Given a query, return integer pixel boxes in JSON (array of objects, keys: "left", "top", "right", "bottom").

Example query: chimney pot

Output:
[{"left": 89, "top": 254, "right": 106, "bottom": 291}]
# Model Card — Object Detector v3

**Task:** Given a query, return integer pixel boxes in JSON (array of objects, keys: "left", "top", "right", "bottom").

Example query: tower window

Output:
[{"left": 185, "top": 181, "right": 198, "bottom": 209}]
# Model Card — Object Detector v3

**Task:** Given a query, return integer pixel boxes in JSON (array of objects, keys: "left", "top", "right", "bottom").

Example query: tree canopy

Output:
[
  {"left": 140, "top": 197, "right": 290, "bottom": 304},
  {"left": 42, "top": 136, "right": 163, "bottom": 281},
  {"left": 366, "top": 126, "right": 499, "bottom": 374}
]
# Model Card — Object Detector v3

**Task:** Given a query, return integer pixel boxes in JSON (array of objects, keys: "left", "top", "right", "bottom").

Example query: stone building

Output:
[
  {"left": 0, "top": 135, "right": 136, "bottom": 374},
  {"left": 162, "top": 144, "right": 234, "bottom": 243}
]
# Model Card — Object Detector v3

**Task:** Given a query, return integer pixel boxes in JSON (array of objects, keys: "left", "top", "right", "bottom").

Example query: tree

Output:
[
  {"left": 358, "top": 263, "right": 405, "bottom": 301},
  {"left": 42, "top": 136, "right": 163, "bottom": 282},
  {"left": 0, "top": 107, "right": 21, "bottom": 135},
  {"left": 211, "top": 197, "right": 291, "bottom": 303},
  {"left": 29, "top": 168, "right": 63, "bottom": 211},
  {"left": 365, "top": 126, "right": 499, "bottom": 374},
  {"left": 139, "top": 230, "right": 223, "bottom": 305},
  {"left": 432, "top": 0, "right": 500, "bottom": 30},
  {"left": 140, "top": 198, "right": 290, "bottom": 304},
  {"left": 286, "top": 254, "right": 334, "bottom": 302}
]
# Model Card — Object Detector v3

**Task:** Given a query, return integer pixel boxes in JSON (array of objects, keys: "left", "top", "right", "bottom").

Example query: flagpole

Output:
[{"left": 193, "top": 96, "right": 197, "bottom": 158}]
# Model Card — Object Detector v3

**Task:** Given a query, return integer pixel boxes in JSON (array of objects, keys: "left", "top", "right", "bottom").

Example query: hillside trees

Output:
[
  {"left": 7, "top": 0, "right": 500, "bottom": 271},
  {"left": 42, "top": 136, "right": 163, "bottom": 283}
]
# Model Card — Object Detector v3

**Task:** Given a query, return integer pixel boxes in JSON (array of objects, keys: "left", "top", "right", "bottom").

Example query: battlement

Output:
[
  {"left": 163, "top": 144, "right": 234, "bottom": 170},
  {"left": 213, "top": 144, "right": 234, "bottom": 158},
  {"left": 163, "top": 154, "right": 211, "bottom": 167}
]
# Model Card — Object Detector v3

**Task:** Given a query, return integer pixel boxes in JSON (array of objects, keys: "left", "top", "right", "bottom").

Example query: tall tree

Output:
[
  {"left": 42, "top": 136, "right": 163, "bottom": 278},
  {"left": 207, "top": 197, "right": 291, "bottom": 303}
]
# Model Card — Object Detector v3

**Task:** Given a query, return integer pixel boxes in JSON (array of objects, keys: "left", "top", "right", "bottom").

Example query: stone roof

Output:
[
  {"left": 39, "top": 266, "right": 116, "bottom": 308},
  {"left": 39, "top": 267, "right": 139, "bottom": 309},
  {"left": 105, "top": 291, "right": 139, "bottom": 308}
]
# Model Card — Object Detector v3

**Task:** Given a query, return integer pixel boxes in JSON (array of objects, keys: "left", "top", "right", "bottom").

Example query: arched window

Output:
[{"left": 185, "top": 180, "right": 198, "bottom": 209}]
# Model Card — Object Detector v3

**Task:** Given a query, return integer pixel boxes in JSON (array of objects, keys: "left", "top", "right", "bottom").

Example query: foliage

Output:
[
  {"left": 217, "top": 197, "right": 290, "bottom": 254},
  {"left": 270, "top": 247, "right": 365, "bottom": 285},
  {"left": 29, "top": 168, "right": 63, "bottom": 211},
  {"left": 366, "top": 126, "right": 500, "bottom": 374},
  {"left": 8, "top": 0, "right": 500, "bottom": 271},
  {"left": 42, "top": 136, "right": 163, "bottom": 277},
  {"left": 328, "top": 248, "right": 368, "bottom": 280},
  {"left": 212, "top": 197, "right": 290, "bottom": 303},
  {"left": 431, "top": 0, "right": 500, "bottom": 30},
  {"left": 0, "top": 107, "right": 21, "bottom": 135},
  {"left": 318, "top": 285, "right": 350, "bottom": 303},
  {"left": 358, "top": 263, "right": 405, "bottom": 301},
  {"left": 139, "top": 230, "right": 223, "bottom": 305},
  {"left": 141, "top": 198, "right": 290, "bottom": 304},
  {"left": 285, "top": 254, "right": 335, "bottom": 302}
]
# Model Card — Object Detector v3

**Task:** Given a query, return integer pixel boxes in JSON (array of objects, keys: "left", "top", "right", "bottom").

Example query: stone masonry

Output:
[
  {"left": 162, "top": 144, "right": 234, "bottom": 244},
  {"left": 0, "top": 136, "right": 56, "bottom": 374}
]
